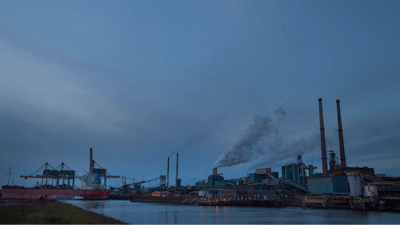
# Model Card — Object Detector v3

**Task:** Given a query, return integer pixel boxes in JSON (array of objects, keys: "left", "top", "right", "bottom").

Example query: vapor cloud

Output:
[
  {"left": 213, "top": 107, "right": 323, "bottom": 169},
  {"left": 274, "top": 107, "right": 286, "bottom": 120},
  {"left": 213, "top": 112, "right": 280, "bottom": 168},
  {"left": 249, "top": 133, "right": 321, "bottom": 170}
]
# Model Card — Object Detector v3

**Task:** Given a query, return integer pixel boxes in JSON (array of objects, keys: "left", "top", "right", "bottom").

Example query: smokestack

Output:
[
  {"left": 336, "top": 99, "right": 346, "bottom": 167},
  {"left": 167, "top": 157, "right": 170, "bottom": 188},
  {"left": 90, "top": 147, "right": 94, "bottom": 175},
  {"left": 318, "top": 98, "right": 328, "bottom": 176},
  {"left": 176, "top": 153, "right": 178, "bottom": 187},
  {"left": 213, "top": 168, "right": 217, "bottom": 176}
]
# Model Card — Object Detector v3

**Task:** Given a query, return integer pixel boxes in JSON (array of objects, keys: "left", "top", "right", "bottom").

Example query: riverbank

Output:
[{"left": 0, "top": 198, "right": 126, "bottom": 224}]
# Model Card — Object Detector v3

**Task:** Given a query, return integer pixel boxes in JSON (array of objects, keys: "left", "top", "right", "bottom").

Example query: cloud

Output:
[
  {"left": 274, "top": 106, "right": 286, "bottom": 120},
  {"left": 0, "top": 41, "right": 130, "bottom": 134}
]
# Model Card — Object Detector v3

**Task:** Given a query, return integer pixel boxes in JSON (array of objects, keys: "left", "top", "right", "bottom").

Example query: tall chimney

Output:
[
  {"left": 213, "top": 168, "right": 217, "bottom": 176},
  {"left": 336, "top": 99, "right": 346, "bottom": 167},
  {"left": 167, "top": 157, "right": 170, "bottom": 188},
  {"left": 318, "top": 98, "right": 328, "bottom": 176},
  {"left": 90, "top": 148, "right": 94, "bottom": 175},
  {"left": 176, "top": 153, "right": 178, "bottom": 186}
]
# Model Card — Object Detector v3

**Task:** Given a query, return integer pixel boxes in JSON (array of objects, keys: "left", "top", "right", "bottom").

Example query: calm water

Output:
[{"left": 63, "top": 200, "right": 400, "bottom": 224}]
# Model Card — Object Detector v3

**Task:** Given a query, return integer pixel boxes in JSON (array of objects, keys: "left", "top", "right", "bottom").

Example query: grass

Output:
[{"left": 0, "top": 199, "right": 126, "bottom": 224}]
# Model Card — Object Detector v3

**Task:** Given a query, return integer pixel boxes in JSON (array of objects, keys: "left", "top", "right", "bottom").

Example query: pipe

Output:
[
  {"left": 176, "top": 153, "right": 178, "bottom": 187},
  {"left": 213, "top": 168, "right": 217, "bottom": 176},
  {"left": 318, "top": 98, "right": 328, "bottom": 176},
  {"left": 167, "top": 157, "right": 170, "bottom": 188},
  {"left": 336, "top": 99, "right": 346, "bottom": 167}
]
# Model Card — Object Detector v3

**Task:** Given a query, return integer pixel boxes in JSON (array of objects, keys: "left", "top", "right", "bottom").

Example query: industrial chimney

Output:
[
  {"left": 167, "top": 157, "right": 170, "bottom": 188},
  {"left": 318, "top": 98, "right": 328, "bottom": 176},
  {"left": 176, "top": 153, "right": 179, "bottom": 187},
  {"left": 336, "top": 99, "right": 346, "bottom": 167},
  {"left": 90, "top": 147, "right": 94, "bottom": 175},
  {"left": 213, "top": 168, "right": 217, "bottom": 176}
]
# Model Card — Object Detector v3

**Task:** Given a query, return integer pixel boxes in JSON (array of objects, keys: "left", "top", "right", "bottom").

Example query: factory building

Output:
[
  {"left": 195, "top": 180, "right": 207, "bottom": 187},
  {"left": 282, "top": 164, "right": 305, "bottom": 184},
  {"left": 208, "top": 168, "right": 224, "bottom": 187},
  {"left": 307, "top": 176, "right": 349, "bottom": 194},
  {"left": 249, "top": 173, "right": 262, "bottom": 184},
  {"left": 215, "top": 180, "right": 236, "bottom": 187},
  {"left": 159, "top": 175, "right": 166, "bottom": 188}
]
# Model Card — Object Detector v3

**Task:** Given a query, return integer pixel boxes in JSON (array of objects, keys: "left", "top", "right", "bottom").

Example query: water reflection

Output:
[
  {"left": 64, "top": 200, "right": 400, "bottom": 224},
  {"left": 216, "top": 206, "right": 219, "bottom": 224},
  {"left": 174, "top": 210, "right": 177, "bottom": 224}
]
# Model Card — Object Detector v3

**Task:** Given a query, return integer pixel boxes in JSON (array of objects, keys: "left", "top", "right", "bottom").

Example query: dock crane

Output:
[
  {"left": 20, "top": 162, "right": 78, "bottom": 187},
  {"left": 20, "top": 147, "right": 120, "bottom": 188},
  {"left": 88, "top": 148, "right": 120, "bottom": 186}
]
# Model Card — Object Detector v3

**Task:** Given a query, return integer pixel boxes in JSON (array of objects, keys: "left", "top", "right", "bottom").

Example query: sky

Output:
[{"left": 1, "top": 0, "right": 400, "bottom": 188}]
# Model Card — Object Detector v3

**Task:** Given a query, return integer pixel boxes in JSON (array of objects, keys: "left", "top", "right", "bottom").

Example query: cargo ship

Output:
[
  {"left": 1, "top": 186, "right": 110, "bottom": 200},
  {"left": 1, "top": 148, "right": 119, "bottom": 200}
]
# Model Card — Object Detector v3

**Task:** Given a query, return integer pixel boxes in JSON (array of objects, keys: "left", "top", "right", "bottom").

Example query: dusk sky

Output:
[{"left": 1, "top": 0, "right": 400, "bottom": 188}]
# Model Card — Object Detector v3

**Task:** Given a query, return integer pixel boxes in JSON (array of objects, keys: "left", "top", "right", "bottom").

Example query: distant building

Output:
[
  {"left": 208, "top": 175, "right": 224, "bottom": 187},
  {"left": 249, "top": 173, "right": 262, "bottom": 184},
  {"left": 195, "top": 180, "right": 207, "bottom": 187},
  {"left": 282, "top": 164, "right": 306, "bottom": 184},
  {"left": 307, "top": 176, "right": 349, "bottom": 194}
]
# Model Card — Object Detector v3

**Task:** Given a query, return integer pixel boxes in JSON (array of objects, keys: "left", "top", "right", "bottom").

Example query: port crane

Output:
[
  {"left": 20, "top": 148, "right": 120, "bottom": 188},
  {"left": 2, "top": 163, "right": 13, "bottom": 186},
  {"left": 20, "top": 162, "right": 79, "bottom": 187},
  {"left": 86, "top": 147, "right": 120, "bottom": 186}
]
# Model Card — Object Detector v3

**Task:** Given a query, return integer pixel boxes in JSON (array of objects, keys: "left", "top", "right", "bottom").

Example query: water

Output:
[{"left": 64, "top": 200, "right": 400, "bottom": 224}]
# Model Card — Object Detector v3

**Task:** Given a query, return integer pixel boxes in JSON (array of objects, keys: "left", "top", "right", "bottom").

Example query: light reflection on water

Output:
[{"left": 63, "top": 200, "right": 400, "bottom": 224}]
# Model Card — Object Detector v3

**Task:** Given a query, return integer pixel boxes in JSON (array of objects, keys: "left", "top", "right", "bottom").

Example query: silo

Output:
[
  {"left": 364, "top": 185, "right": 378, "bottom": 197},
  {"left": 347, "top": 172, "right": 362, "bottom": 196}
]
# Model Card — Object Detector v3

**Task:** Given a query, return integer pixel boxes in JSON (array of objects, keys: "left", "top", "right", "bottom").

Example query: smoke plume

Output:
[
  {"left": 213, "top": 114, "right": 279, "bottom": 168},
  {"left": 274, "top": 107, "right": 286, "bottom": 120},
  {"left": 248, "top": 133, "right": 321, "bottom": 170},
  {"left": 213, "top": 106, "right": 323, "bottom": 169}
]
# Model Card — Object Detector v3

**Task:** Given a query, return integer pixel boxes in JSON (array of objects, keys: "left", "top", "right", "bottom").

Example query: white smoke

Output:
[
  {"left": 248, "top": 133, "right": 320, "bottom": 170},
  {"left": 213, "top": 114, "right": 279, "bottom": 168},
  {"left": 213, "top": 107, "right": 323, "bottom": 169}
]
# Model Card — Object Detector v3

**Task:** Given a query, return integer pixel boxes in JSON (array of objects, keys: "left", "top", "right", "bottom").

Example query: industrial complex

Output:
[{"left": 2, "top": 99, "right": 400, "bottom": 211}]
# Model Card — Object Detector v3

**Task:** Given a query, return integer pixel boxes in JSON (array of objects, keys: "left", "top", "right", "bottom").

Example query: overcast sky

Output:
[{"left": 1, "top": 0, "right": 400, "bottom": 188}]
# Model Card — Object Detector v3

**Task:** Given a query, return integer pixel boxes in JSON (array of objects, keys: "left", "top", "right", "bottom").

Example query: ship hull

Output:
[{"left": 1, "top": 186, "right": 110, "bottom": 200}]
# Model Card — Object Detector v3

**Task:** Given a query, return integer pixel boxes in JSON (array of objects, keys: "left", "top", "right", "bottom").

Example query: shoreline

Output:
[
  {"left": 124, "top": 195, "right": 400, "bottom": 213},
  {"left": 0, "top": 198, "right": 126, "bottom": 224}
]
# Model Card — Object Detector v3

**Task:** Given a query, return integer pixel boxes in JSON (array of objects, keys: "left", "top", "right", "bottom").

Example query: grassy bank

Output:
[{"left": 0, "top": 199, "right": 126, "bottom": 224}]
